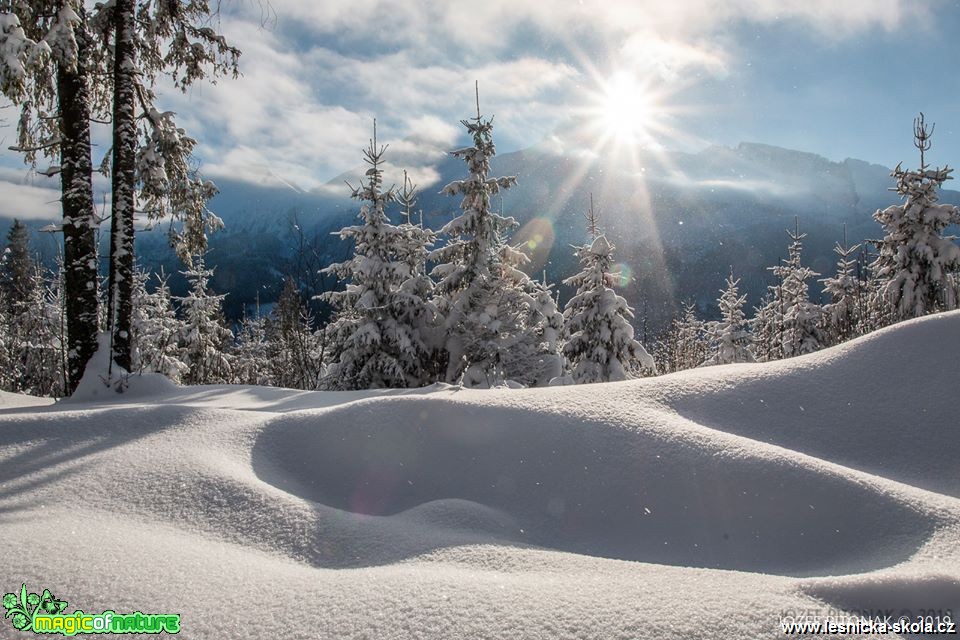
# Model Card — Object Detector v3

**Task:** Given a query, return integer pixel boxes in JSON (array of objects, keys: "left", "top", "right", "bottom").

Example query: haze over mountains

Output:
[{"left": 7, "top": 141, "right": 959, "bottom": 330}]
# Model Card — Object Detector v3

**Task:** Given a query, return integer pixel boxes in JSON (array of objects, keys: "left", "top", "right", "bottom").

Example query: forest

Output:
[{"left": 0, "top": 3, "right": 957, "bottom": 397}]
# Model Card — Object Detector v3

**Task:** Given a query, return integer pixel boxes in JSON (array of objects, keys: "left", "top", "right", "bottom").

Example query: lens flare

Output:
[
  {"left": 513, "top": 217, "right": 556, "bottom": 274},
  {"left": 614, "top": 262, "right": 633, "bottom": 287}
]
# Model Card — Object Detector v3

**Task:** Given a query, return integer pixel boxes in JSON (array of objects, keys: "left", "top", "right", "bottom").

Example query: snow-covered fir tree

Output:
[
  {"left": 136, "top": 106, "right": 223, "bottom": 264},
  {"left": 657, "top": 303, "right": 708, "bottom": 373},
  {"left": 90, "top": 0, "right": 240, "bottom": 372},
  {"left": 820, "top": 225, "right": 863, "bottom": 345},
  {"left": 0, "top": 224, "right": 65, "bottom": 395},
  {"left": 429, "top": 94, "right": 557, "bottom": 387},
  {"left": 131, "top": 269, "right": 186, "bottom": 382},
  {"left": 322, "top": 123, "right": 435, "bottom": 389},
  {"left": 531, "top": 273, "right": 565, "bottom": 379},
  {"left": 8, "top": 264, "right": 65, "bottom": 396},
  {"left": 177, "top": 255, "right": 232, "bottom": 385},
  {"left": 562, "top": 202, "right": 653, "bottom": 382},
  {"left": 1, "top": 219, "right": 33, "bottom": 304},
  {"left": 394, "top": 170, "right": 441, "bottom": 379},
  {"left": 767, "top": 220, "right": 824, "bottom": 358},
  {"left": 0, "top": 2, "right": 102, "bottom": 393},
  {"left": 266, "top": 278, "right": 323, "bottom": 389},
  {"left": 704, "top": 271, "right": 754, "bottom": 365},
  {"left": 871, "top": 114, "right": 960, "bottom": 320},
  {"left": 853, "top": 244, "right": 893, "bottom": 334},
  {"left": 750, "top": 292, "right": 780, "bottom": 362},
  {"left": 0, "top": 285, "right": 10, "bottom": 392},
  {"left": 233, "top": 302, "right": 271, "bottom": 387}
]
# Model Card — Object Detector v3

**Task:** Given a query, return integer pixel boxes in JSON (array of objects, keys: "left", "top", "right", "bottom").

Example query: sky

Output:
[{"left": 3, "top": 0, "right": 960, "bottom": 218}]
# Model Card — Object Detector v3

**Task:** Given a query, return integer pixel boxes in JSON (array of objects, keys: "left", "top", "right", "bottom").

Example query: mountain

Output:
[
  {"left": 185, "top": 141, "right": 959, "bottom": 327},
  {"left": 6, "top": 141, "right": 959, "bottom": 328}
]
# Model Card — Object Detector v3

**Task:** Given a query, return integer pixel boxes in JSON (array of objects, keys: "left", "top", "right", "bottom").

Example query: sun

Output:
[{"left": 594, "top": 71, "right": 657, "bottom": 144}]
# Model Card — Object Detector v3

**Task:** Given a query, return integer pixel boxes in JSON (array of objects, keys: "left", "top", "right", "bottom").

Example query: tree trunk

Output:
[
  {"left": 57, "top": 4, "right": 99, "bottom": 394},
  {"left": 108, "top": 0, "right": 137, "bottom": 371}
]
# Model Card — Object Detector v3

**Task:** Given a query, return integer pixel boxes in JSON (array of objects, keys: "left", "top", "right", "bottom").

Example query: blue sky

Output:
[{"left": 2, "top": 0, "right": 960, "bottom": 218}]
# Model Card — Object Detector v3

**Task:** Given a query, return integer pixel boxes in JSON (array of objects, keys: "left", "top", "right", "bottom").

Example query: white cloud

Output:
[
  {"left": 158, "top": 19, "right": 373, "bottom": 189},
  {"left": 158, "top": 15, "right": 582, "bottom": 188},
  {"left": 0, "top": 0, "right": 922, "bottom": 199},
  {"left": 176, "top": 0, "right": 925, "bottom": 189},
  {"left": 0, "top": 168, "right": 61, "bottom": 221},
  {"left": 672, "top": 176, "right": 803, "bottom": 198},
  {"left": 265, "top": 0, "right": 925, "bottom": 49},
  {"left": 619, "top": 36, "right": 730, "bottom": 82}
]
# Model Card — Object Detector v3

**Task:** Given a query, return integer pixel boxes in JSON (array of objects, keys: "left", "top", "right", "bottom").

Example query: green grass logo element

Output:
[{"left": 3, "top": 585, "right": 67, "bottom": 632}]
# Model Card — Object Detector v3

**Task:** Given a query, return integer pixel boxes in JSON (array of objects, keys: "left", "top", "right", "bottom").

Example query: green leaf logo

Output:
[{"left": 3, "top": 584, "right": 68, "bottom": 633}]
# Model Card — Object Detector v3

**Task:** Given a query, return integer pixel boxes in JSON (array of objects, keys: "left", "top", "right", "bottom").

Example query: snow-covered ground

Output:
[{"left": 1, "top": 313, "right": 958, "bottom": 638}]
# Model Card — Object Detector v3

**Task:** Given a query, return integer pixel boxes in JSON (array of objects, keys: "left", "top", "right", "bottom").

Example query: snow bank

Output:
[
  {"left": 0, "top": 390, "right": 54, "bottom": 410},
  {"left": 66, "top": 332, "right": 178, "bottom": 404},
  {"left": 663, "top": 310, "right": 960, "bottom": 496},
  {"left": 254, "top": 397, "right": 934, "bottom": 575},
  {"left": 0, "top": 313, "right": 958, "bottom": 639}
]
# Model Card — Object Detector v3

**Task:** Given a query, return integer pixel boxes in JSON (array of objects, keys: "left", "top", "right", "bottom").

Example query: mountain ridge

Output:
[{"left": 5, "top": 140, "right": 958, "bottom": 327}]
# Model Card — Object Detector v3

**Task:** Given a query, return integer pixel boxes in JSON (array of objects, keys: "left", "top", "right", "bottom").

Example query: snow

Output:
[
  {"left": 0, "top": 389, "right": 53, "bottom": 410},
  {"left": 67, "top": 332, "right": 178, "bottom": 402},
  {"left": 1, "top": 313, "right": 958, "bottom": 638}
]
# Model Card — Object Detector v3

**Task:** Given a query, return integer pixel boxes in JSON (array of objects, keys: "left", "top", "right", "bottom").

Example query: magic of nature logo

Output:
[{"left": 3, "top": 584, "right": 180, "bottom": 636}]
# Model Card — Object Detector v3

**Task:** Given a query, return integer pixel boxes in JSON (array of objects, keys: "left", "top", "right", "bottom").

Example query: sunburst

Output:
[{"left": 593, "top": 71, "right": 658, "bottom": 145}]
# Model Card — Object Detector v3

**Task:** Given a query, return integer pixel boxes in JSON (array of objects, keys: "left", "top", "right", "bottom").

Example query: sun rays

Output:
[
  {"left": 591, "top": 71, "right": 659, "bottom": 146},
  {"left": 520, "top": 59, "right": 708, "bottom": 309}
]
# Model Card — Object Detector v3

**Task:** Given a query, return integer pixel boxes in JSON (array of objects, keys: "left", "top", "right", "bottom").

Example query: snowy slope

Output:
[{"left": 1, "top": 314, "right": 958, "bottom": 638}]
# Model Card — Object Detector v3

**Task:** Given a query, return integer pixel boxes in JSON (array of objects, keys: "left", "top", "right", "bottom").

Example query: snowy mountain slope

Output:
[{"left": 0, "top": 314, "right": 958, "bottom": 638}]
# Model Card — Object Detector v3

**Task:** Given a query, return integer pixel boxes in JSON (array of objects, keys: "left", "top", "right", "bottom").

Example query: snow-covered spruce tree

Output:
[
  {"left": 321, "top": 125, "right": 435, "bottom": 389},
  {"left": 853, "top": 244, "right": 893, "bottom": 334},
  {"left": 131, "top": 268, "right": 186, "bottom": 382},
  {"left": 0, "top": 222, "right": 60, "bottom": 393},
  {"left": 657, "top": 303, "right": 708, "bottom": 372},
  {"left": 1, "top": 219, "right": 33, "bottom": 306},
  {"left": 768, "top": 220, "right": 824, "bottom": 358},
  {"left": 266, "top": 278, "right": 323, "bottom": 389},
  {"left": 177, "top": 255, "right": 232, "bottom": 385},
  {"left": 429, "top": 94, "right": 557, "bottom": 387},
  {"left": 820, "top": 224, "right": 863, "bottom": 345},
  {"left": 90, "top": 0, "right": 239, "bottom": 372},
  {"left": 394, "top": 170, "right": 442, "bottom": 379},
  {"left": 561, "top": 199, "right": 648, "bottom": 381},
  {"left": 9, "top": 264, "right": 65, "bottom": 396},
  {"left": 704, "top": 271, "right": 754, "bottom": 366},
  {"left": 233, "top": 304, "right": 271, "bottom": 387},
  {"left": 749, "top": 292, "right": 780, "bottom": 362},
  {"left": 650, "top": 329, "right": 673, "bottom": 375},
  {"left": 562, "top": 231, "right": 654, "bottom": 383},
  {"left": 871, "top": 113, "right": 960, "bottom": 321},
  {"left": 0, "top": 285, "right": 10, "bottom": 391},
  {"left": 0, "top": 2, "right": 102, "bottom": 393},
  {"left": 531, "top": 274, "right": 565, "bottom": 378}
]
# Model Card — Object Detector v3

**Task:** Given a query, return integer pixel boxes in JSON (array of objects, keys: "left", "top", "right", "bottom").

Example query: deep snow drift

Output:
[{"left": 1, "top": 313, "right": 958, "bottom": 638}]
